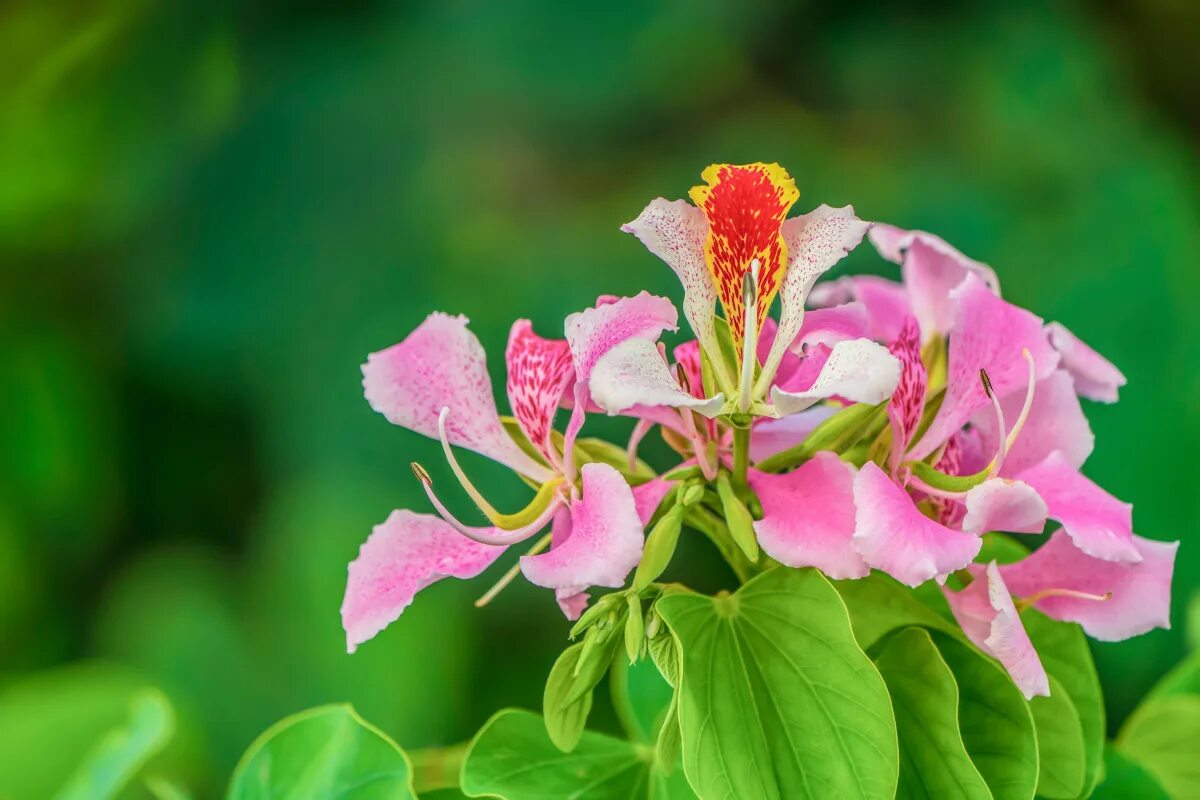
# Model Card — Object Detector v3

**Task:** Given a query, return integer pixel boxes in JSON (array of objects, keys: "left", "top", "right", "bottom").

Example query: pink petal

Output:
[
  {"left": 852, "top": 461, "right": 982, "bottom": 587},
  {"left": 761, "top": 205, "right": 870, "bottom": 384},
  {"left": 621, "top": 200, "right": 720, "bottom": 363},
  {"left": 810, "top": 275, "right": 913, "bottom": 344},
  {"left": 556, "top": 589, "right": 590, "bottom": 621},
  {"left": 909, "top": 274, "right": 1060, "bottom": 460},
  {"left": 886, "top": 316, "right": 927, "bottom": 465},
  {"left": 632, "top": 475, "right": 675, "bottom": 526},
  {"left": 749, "top": 455, "right": 868, "bottom": 579},
  {"left": 520, "top": 463, "right": 644, "bottom": 595},
  {"left": 770, "top": 338, "right": 900, "bottom": 416},
  {"left": 961, "top": 479, "right": 1048, "bottom": 535},
  {"left": 506, "top": 320, "right": 574, "bottom": 461},
  {"left": 1001, "top": 531, "right": 1177, "bottom": 641},
  {"left": 791, "top": 302, "right": 869, "bottom": 352},
  {"left": 1045, "top": 322, "right": 1127, "bottom": 403},
  {"left": 972, "top": 369, "right": 1094, "bottom": 476},
  {"left": 1015, "top": 452, "right": 1139, "bottom": 563},
  {"left": 748, "top": 406, "right": 838, "bottom": 462},
  {"left": 341, "top": 510, "right": 506, "bottom": 653},
  {"left": 362, "top": 313, "right": 553, "bottom": 482},
  {"left": 943, "top": 562, "right": 1050, "bottom": 699},
  {"left": 588, "top": 338, "right": 723, "bottom": 418}
]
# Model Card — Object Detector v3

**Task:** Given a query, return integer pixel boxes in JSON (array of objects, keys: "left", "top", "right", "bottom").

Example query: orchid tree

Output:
[{"left": 240, "top": 163, "right": 1180, "bottom": 799}]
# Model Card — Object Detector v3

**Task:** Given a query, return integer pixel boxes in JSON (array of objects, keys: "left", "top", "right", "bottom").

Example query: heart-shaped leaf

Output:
[{"left": 1028, "top": 675, "right": 1086, "bottom": 798}]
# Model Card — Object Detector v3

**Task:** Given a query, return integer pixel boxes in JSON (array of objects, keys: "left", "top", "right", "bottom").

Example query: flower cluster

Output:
[{"left": 341, "top": 162, "right": 1176, "bottom": 700}]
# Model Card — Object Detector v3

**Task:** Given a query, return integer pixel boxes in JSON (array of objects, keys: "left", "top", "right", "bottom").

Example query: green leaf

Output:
[
  {"left": 227, "top": 704, "right": 415, "bottom": 799},
  {"left": 543, "top": 642, "right": 597, "bottom": 752},
  {"left": 461, "top": 709, "right": 651, "bottom": 799},
  {"left": 1117, "top": 694, "right": 1200, "bottom": 800},
  {"left": 873, "top": 628, "right": 990, "bottom": 799},
  {"left": 834, "top": 572, "right": 960, "bottom": 651},
  {"left": 657, "top": 567, "right": 898, "bottom": 800},
  {"left": 145, "top": 776, "right": 194, "bottom": 800},
  {"left": 931, "top": 633, "right": 1038, "bottom": 800},
  {"left": 1147, "top": 650, "right": 1200, "bottom": 702},
  {"left": 1021, "top": 610, "right": 1104, "bottom": 797},
  {"left": 1028, "top": 675, "right": 1087, "bottom": 798},
  {"left": 55, "top": 688, "right": 175, "bottom": 800},
  {"left": 1092, "top": 745, "right": 1170, "bottom": 800}
]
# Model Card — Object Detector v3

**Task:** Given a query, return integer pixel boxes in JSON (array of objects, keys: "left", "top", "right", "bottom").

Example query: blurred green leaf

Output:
[
  {"left": 834, "top": 572, "right": 959, "bottom": 650},
  {"left": 56, "top": 689, "right": 174, "bottom": 800},
  {"left": 1116, "top": 695, "right": 1200, "bottom": 800},
  {"left": 1092, "top": 746, "right": 1169, "bottom": 800},
  {"left": 1028, "top": 675, "right": 1087, "bottom": 799},
  {"left": 227, "top": 704, "right": 415, "bottom": 799}
]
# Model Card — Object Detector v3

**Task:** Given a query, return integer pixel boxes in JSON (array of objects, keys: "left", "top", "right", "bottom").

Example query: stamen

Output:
[
  {"left": 738, "top": 259, "right": 760, "bottom": 413},
  {"left": 675, "top": 361, "right": 692, "bottom": 395},
  {"left": 905, "top": 472, "right": 967, "bottom": 502},
  {"left": 979, "top": 368, "right": 1009, "bottom": 477},
  {"left": 1004, "top": 348, "right": 1037, "bottom": 454},
  {"left": 437, "top": 407, "right": 505, "bottom": 521},
  {"left": 412, "top": 461, "right": 562, "bottom": 545},
  {"left": 626, "top": 418, "right": 654, "bottom": 474},
  {"left": 679, "top": 405, "right": 718, "bottom": 480},
  {"left": 1017, "top": 587, "right": 1112, "bottom": 611},
  {"left": 474, "top": 531, "right": 553, "bottom": 607}
]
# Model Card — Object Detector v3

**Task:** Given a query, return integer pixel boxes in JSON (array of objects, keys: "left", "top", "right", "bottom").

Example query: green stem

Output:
[
  {"left": 408, "top": 743, "right": 470, "bottom": 792},
  {"left": 685, "top": 507, "right": 756, "bottom": 584},
  {"left": 609, "top": 657, "right": 646, "bottom": 743},
  {"left": 732, "top": 426, "right": 750, "bottom": 487}
]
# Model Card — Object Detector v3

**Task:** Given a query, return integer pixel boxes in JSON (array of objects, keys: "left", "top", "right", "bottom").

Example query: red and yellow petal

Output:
[{"left": 688, "top": 163, "right": 799, "bottom": 347}]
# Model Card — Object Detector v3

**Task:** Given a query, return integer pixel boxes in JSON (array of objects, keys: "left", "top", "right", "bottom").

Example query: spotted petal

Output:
[
  {"left": 942, "top": 562, "right": 1049, "bottom": 699},
  {"left": 341, "top": 510, "right": 506, "bottom": 653},
  {"left": 852, "top": 461, "right": 981, "bottom": 587},
  {"left": 362, "top": 312, "right": 552, "bottom": 482},
  {"left": 506, "top": 319, "right": 574, "bottom": 462},
  {"left": 886, "top": 316, "right": 927, "bottom": 468},
  {"left": 1045, "top": 322, "right": 1127, "bottom": 403},
  {"left": 770, "top": 338, "right": 900, "bottom": 417},
  {"left": 1001, "top": 531, "right": 1177, "bottom": 641},
  {"left": 520, "top": 463, "right": 644, "bottom": 598},
  {"left": 749, "top": 454, "right": 868, "bottom": 579},
  {"left": 910, "top": 274, "right": 1060, "bottom": 460}
]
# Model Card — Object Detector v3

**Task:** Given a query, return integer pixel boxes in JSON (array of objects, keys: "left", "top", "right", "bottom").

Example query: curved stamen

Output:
[
  {"left": 979, "top": 368, "right": 1009, "bottom": 477},
  {"left": 437, "top": 406, "right": 505, "bottom": 519},
  {"left": 905, "top": 472, "right": 967, "bottom": 502},
  {"left": 412, "top": 462, "right": 562, "bottom": 545},
  {"left": 679, "top": 406, "right": 718, "bottom": 481},
  {"left": 738, "top": 260, "right": 761, "bottom": 413},
  {"left": 1003, "top": 348, "right": 1037, "bottom": 455},
  {"left": 626, "top": 417, "right": 654, "bottom": 474},
  {"left": 474, "top": 530, "right": 553, "bottom": 607},
  {"left": 1016, "top": 587, "right": 1111, "bottom": 611}
]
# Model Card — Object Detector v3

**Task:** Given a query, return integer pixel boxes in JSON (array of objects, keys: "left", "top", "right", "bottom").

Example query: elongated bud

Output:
[
  {"left": 681, "top": 484, "right": 705, "bottom": 507},
  {"left": 716, "top": 472, "right": 759, "bottom": 562},
  {"left": 645, "top": 607, "right": 662, "bottom": 640},
  {"left": 624, "top": 594, "right": 644, "bottom": 663},
  {"left": 569, "top": 591, "right": 620, "bottom": 639},
  {"left": 633, "top": 505, "right": 686, "bottom": 590}
]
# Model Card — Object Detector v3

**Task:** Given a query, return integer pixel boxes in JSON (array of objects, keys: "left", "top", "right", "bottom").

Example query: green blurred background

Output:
[{"left": 1, "top": 0, "right": 1197, "bottom": 794}]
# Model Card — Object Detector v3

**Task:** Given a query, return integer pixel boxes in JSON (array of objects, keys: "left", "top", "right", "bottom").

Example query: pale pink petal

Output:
[
  {"left": 506, "top": 320, "right": 574, "bottom": 461},
  {"left": 1015, "top": 452, "right": 1139, "bottom": 563},
  {"left": 632, "top": 475, "right": 675, "bottom": 526},
  {"left": 810, "top": 275, "right": 912, "bottom": 344},
  {"left": 589, "top": 338, "right": 724, "bottom": 418},
  {"left": 943, "top": 562, "right": 1049, "bottom": 699},
  {"left": 362, "top": 313, "right": 553, "bottom": 482},
  {"left": 556, "top": 589, "right": 590, "bottom": 620},
  {"left": 770, "top": 338, "right": 900, "bottom": 417},
  {"left": 621, "top": 200, "right": 721, "bottom": 362},
  {"left": 870, "top": 224, "right": 1000, "bottom": 286},
  {"left": 961, "top": 479, "right": 1048, "bottom": 535},
  {"left": 1001, "top": 531, "right": 1177, "bottom": 641},
  {"left": 886, "top": 316, "right": 927, "bottom": 467},
  {"left": 749, "top": 455, "right": 868, "bottom": 579},
  {"left": 909, "top": 274, "right": 1060, "bottom": 460},
  {"left": 972, "top": 369, "right": 1094, "bottom": 476},
  {"left": 341, "top": 510, "right": 506, "bottom": 653},
  {"left": 1045, "top": 322, "right": 1127, "bottom": 404},
  {"left": 520, "top": 463, "right": 644, "bottom": 594},
  {"left": 852, "top": 461, "right": 981, "bottom": 587},
  {"left": 791, "top": 302, "right": 869, "bottom": 352},
  {"left": 749, "top": 406, "right": 838, "bottom": 462},
  {"left": 760, "top": 206, "right": 870, "bottom": 385}
]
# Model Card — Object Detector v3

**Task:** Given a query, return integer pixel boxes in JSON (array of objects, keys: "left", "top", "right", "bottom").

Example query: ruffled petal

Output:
[
  {"left": 942, "top": 562, "right": 1049, "bottom": 699},
  {"left": 972, "top": 369, "right": 1094, "bottom": 476},
  {"left": 852, "top": 461, "right": 981, "bottom": 587},
  {"left": 1015, "top": 452, "right": 1139, "bottom": 563},
  {"left": 909, "top": 274, "right": 1060, "bottom": 460},
  {"left": 770, "top": 338, "right": 900, "bottom": 417},
  {"left": 961, "top": 479, "right": 1048, "bottom": 535},
  {"left": 810, "top": 275, "right": 912, "bottom": 344},
  {"left": 1045, "top": 322, "right": 1127, "bottom": 404},
  {"left": 341, "top": 510, "right": 506, "bottom": 653},
  {"left": 621, "top": 199, "right": 721, "bottom": 364},
  {"left": 760, "top": 205, "right": 869, "bottom": 384},
  {"left": 520, "top": 463, "right": 644, "bottom": 595},
  {"left": 749, "top": 454, "right": 868, "bottom": 579},
  {"left": 589, "top": 338, "right": 724, "bottom": 418},
  {"left": 1001, "top": 531, "right": 1177, "bottom": 641},
  {"left": 362, "top": 312, "right": 553, "bottom": 482},
  {"left": 506, "top": 320, "right": 575, "bottom": 461}
]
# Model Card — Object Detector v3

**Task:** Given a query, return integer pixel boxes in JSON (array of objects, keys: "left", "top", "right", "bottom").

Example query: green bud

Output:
[
  {"left": 568, "top": 591, "right": 619, "bottom": 639},
  {"left": 632, "top": 505, "right": 685, "bottom": 590},
  {"left": 662, "top": 464, "right": 703, "bottom": 482},
  {"left": 681, "top": 483, "right": 706, "bottom": 507},
  {"left": 624, "top": 594, "right": 644, "bottom": 663},
  {"left": 716, "top": 472, "right": 759, "bottom": 562},
  {"left": 907, "top": 458, "right": 991, "bottom": 493}
]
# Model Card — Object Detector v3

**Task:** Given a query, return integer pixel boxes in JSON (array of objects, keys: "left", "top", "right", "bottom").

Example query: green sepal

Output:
[
  {"left": 624, "top": 594, "right": 645, "bottom": 663},
  {"left": 662, "top": 464, "right": 702, "bottom": 482},
  {"left": 708, "top": 315, "right": 742, "bottom": 397},
  {"left": 755, "top": 400, "right": 885, "bottom": 473},
  {"left": 715, "top": 472, "right": 759, "bottom": 562},
  {"left": 542, "top": 643, "right": 596, "bottom": 752},
  {"left": 633, "top": 505, "right": 685, "bottom": 591},
  {"left": 575, "top": 437, "right": 655, "bottom": 483},
  {"left": 906, "top": 458, "right": 992, "bottom": 494},
  {"left": 569, "top": 592, "right": 621, "bottom": 640},
  {"left": 486, "top": 478, "right": 564, "bottom": 530}
]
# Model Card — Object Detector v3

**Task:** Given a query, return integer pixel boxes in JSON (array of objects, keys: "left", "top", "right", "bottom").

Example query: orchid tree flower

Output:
[{"left": 342, "top": 297, "right": 691, "bottom": 651}]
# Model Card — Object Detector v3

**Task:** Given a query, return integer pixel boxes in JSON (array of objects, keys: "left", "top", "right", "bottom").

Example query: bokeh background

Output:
[{"left": 2, "top": 0, "right": 1198, "bottom": 795}]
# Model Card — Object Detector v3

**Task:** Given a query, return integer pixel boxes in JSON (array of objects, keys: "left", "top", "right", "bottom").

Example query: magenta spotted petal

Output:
[
  {"left": 1001, "top": 531, "right": 1177, "bottom": 641},
  {"left": 1045, "top": 322, "right": 1127, "bottom": 404},
  {"left": 749, "top": 454, "right": 868, "bottom": 579},
  {"left": 520, "top": 462, "right": 644, "bottom": 597},
  {"left": 852, "top": 461, "right": 981, "bottom": 587},
  {"left": 1015, "top": 451, "right": 1139, "bottom": 563},
  {"left": 943, "top": 562, "right": 1050, "bottom": 699},
  {"left": 910, "top": 274, "right": 1060, "bottom": 460},
  {"left": 886, "top": 316, "right": 927, "bottom": 469},
  {"left": 973, "top": 369, "right": 1094, "bottom": 476},
  {"left": 362, "top": 313, "right": 553, "bottom": 482},
  {"left": 506, "top": 320, "right": 575, "bottom": 461},
  {"left": 342, "top": 510, "right": 506, "bottom": 653}
]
